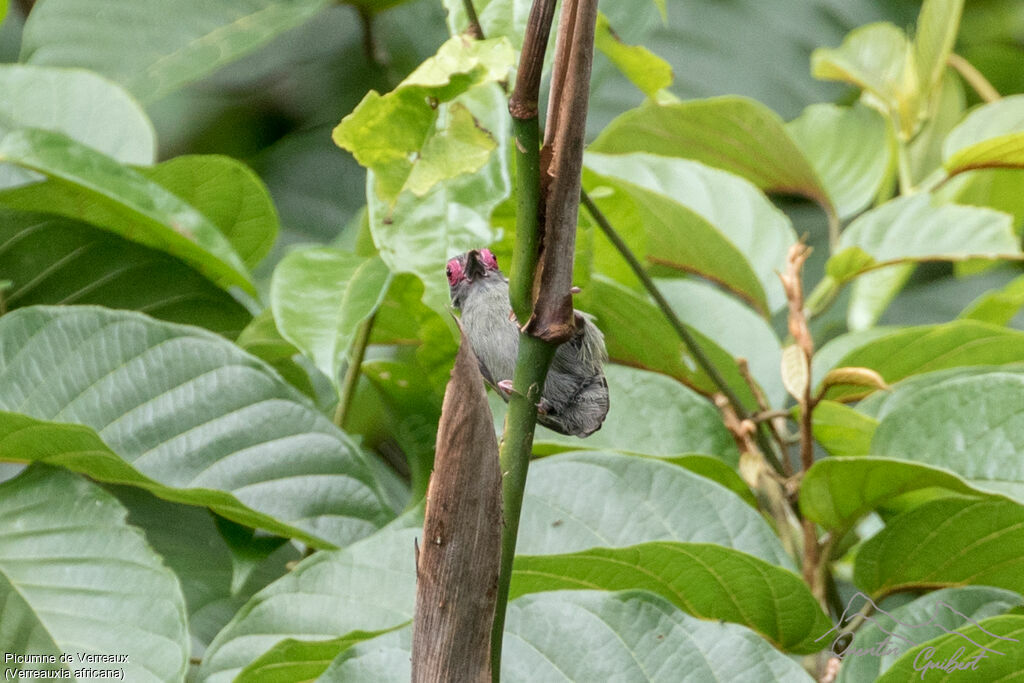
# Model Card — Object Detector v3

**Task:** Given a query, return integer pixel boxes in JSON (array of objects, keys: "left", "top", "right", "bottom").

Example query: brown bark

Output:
[
  {"left": 526, "top": 0, "right": 599, "bottom": 344},
  {"left": 411, "top": 334, "right": 503, "bottom": 683}
]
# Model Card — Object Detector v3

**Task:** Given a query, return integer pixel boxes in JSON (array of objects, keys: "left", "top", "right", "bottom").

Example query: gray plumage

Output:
[{"left": 447, "top": 248, "right": 609, "bottom": 437}]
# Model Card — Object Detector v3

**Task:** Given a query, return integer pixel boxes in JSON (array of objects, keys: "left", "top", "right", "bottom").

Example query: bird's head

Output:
[{"left": 447, "top": 248, "right": 501, "bottom": 309}]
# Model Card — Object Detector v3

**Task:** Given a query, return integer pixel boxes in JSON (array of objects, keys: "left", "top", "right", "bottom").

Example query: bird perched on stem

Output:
[{"left": 446, "top": 248, "right": 609, "bottom": 437}]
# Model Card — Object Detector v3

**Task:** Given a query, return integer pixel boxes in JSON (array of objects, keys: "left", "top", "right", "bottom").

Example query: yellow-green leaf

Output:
[
  {"left": 595, "top": 12, "right": 672, "bottom": 98},
  {"left": 333, "top": 36, "right": 514, "bottom": 204}
]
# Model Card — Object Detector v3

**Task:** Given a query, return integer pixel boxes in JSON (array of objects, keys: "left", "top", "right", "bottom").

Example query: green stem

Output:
[
  {"left": 492, "top": 1, "right": 559, "bottom": 676},
  {"left": 333, "top": 313, "right": 376, "bottom": 429},
  {"left": 509, "top": 118, "right": 541, "bottom": 323},
  {"left": 895, "top": 136, "right": 916, "bottom": 195},
  {"left": 948, "top": 53, "right": 1000, "bottom": 103},
  {"left": 580, "top": 190, "right": 786, "bottom": 474},
  {"left": 490, "top": 336, "right": 556, "bottom": 679},
  {"left": 826, "top": 207, "right": 841, "bottom": 252}
]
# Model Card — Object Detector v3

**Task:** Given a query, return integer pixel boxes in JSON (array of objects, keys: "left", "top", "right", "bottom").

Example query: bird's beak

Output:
[{"left": 465, "top": 249, "right": 487, "bottom": 280}]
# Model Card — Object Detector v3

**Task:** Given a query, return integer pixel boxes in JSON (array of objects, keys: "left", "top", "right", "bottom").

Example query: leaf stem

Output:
[
  {"left": 948, "top": 53, "right": 1000, "bottom": 103},
  {"left": 826, "top": 207, "right": 841, "bottom": 251},
  {"left": 895, "top": 135, "right": 916, "bottom": 195},
  {"left": 580, "top": 190, "right": 786, "bottom": 474},
  {"left": 509, "top": 118, "right": 541, "bottom": 323},
  {"left": 333, "top": 313, "right": 376, "bottom": 430},
  {"left": 462, "top": 0, "right": 485, "bottom": 39},
  {"left": 357, "top": 7, "right": 385, "bottom": 71}
]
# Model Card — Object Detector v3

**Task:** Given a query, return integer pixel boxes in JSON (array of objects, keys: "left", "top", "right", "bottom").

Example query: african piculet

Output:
[{"left": 446, "top": 248, "right": 609, "bottom": 437}]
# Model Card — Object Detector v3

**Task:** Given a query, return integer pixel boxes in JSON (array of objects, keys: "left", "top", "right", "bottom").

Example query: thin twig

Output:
[
  {"left": 358, "top": 8, "right": 383, "bottom": 69},
  {"left": 333, "top": 313, "right": 376, "bottom": 430},
  {"left": 462, "top": 0, "right": 485, "bottom": 39},
  {"left": 779, "top": 243, "right": 827, "bottom": 611},
  {"left": 581, "top": 190, "right": 786, "bottom": 474},
  {"left": 581, "top": 192, "right": 744, "bottom": 407},
  {"left": 752, "top": 409, "right": 791, "bottom": 422},
  {"left": 738, "top": 358, "right": 792, "bottom": 476},
  {"left": 825, "top": 208, "right": 841, "bottom": 251},
  {"left": 719, "top": 396, "right": 800, "bottom": 561},
  {"left": 948, "top": 53, "right": 1000, "bottom": 103}
]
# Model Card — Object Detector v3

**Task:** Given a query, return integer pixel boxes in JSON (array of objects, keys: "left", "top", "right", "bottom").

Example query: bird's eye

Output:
[{"left": 446, "top": 261, "right": 462, "bottom": 286}]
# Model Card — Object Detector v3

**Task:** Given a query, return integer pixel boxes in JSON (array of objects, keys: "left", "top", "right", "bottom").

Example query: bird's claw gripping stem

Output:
[
  {"left": 499, "top": 379, "right": 549, "bottom": 414},
  {"left": 497, "top": 379, "right": 520, "bottom": 397}
]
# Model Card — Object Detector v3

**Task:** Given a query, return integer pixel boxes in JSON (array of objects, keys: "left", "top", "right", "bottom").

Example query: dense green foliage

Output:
[{"left": 1, "top": 0, "right": 1024, "bottom": 681}]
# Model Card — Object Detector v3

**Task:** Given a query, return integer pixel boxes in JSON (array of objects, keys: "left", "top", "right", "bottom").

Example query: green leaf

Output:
[
  {"left": 847, "top": 263, "right": 916, "bottom": 331},
  {"left": 913, "top": 0, "right": 964, "bottom": 95},
  {"left": 858, "top": 365, "right": 1024, "bottom": 420},
  {"left": 0, "top": 127, "right": 254, "bottom": 295},
  {"left": 137, "top": 155, "right": 279, "bottom": 270},
  {"left": 877, "top": 615, "right": 1024, "bottom": 682},
  {"left": 828, "top": 194, "right": 1020, "bottom": 283},
  {"left": 800, "top": 457, "right": 990, "bottom": 532},
  {"left": 517, "top": 451, "right": 794, "bottom": 568},
  {"left": 441, "top": 0, "right": 531, "bottom": 48},
  {"left": 201, "top": 450, "right": 793, "bottom": 679},
  {"left": 656, "top": 278, "right": 784, "bottom": 405},
  {"left": 235, "top": 309, "right": 320, "bottom": 401},
  {"left": 271, "top": 249, "right": 391, "bottom": 390},
  {"left": 0, "top": 209, "right": 251, "bottom": 337},
  {"left": 781, "top": 344, "right": 810, "bottom": 401},
  {"left": 811, "top": 400, "right": 878, "bottom": 457},
  {"left": 0, "top": 466, "right": 188, "bottom": 682},
  {"left": 595, "top": 12, "right": 673, "bottom": 98},
  {"left": 522, "top": 364, "right": 738, "bottom": 463},
  {"left": 111, "top": 486, "right": 299, "bottom": 658},
  {"left": 585, "top": 152, "right": 796, "bottom": 312},
  {"left": 511, "top": 542, "right": 831, "bottom": 653},
  {"left": 367, "top": 83, "right": 511, "bottom": 315},
  {"left": 197, "top": 524, "right": 421, "bottom": 683},
  {"left": 583, "top": 278, "right": 758, "bottom": 409},
  {"left": 959, "top": 273, "right": 1024, "bottom": 325},
  {"left": 836, "top": 587, "right": 1022, "bottom": 682},
  {"left": 943, "top": 94, "right": 1024, "bottom": 174},
  {"left": 0, "top": 306, "right": 400, "bottom": 547},
  {"left": 510, "top": 592, "right": 808, "bottom": 681},
  {"left": 811, "top": 23, "right": 918, "bottom": 137},
  {"left": 20, "top": 0, "right": 331, "bottom": 102},
  {"left": 0, "top": 64, "right": 155, "bottom": 189},
  {"left": 946, "top": 168, "right": 1024, "bottom": 234},
  {"left": 589, "top": 97, "right": 832, "bottom": 211},
  {"left": 333, "top": 37, "right": 513, "bottom": 203},
  {"left": 235, "top": 628, "right": 402, "bottom": 683},
  {"left": 817, "top": 320, "right": 1024, "bottom": 401},
  {"left": 786, "top": 103, "right": 892, "bottom": 219},
  {"left": 662, "top": 454, "right": 757, "bottom": 507},
  {"left": 872, "top": 372, "right": 1024, "bottom": 503},
  {"left": 855, "top": 497, "right": 1024, "bottom": 597},
  {"left": 319, "top": 591, "right": 815, "bottom": 682},
  {"left": 316, "top": 626, "right": 411, "bottom": 682},
  {"left": 907, "top": 67, "right": 966, "bottom": 186}
]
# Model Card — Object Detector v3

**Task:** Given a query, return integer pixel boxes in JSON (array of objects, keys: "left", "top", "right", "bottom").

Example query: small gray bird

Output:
[{"left": 446, "top": 248, "right": 609, "bottom": 437}]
